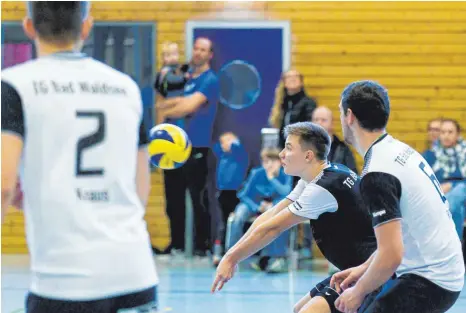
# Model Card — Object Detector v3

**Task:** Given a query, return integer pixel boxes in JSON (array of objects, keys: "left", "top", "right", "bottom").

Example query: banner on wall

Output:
[{"left": 186, "top": 21, "right": 290, "bottom": 166}]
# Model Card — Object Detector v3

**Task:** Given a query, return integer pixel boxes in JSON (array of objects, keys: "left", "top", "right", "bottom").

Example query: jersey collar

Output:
[
  {"left": 363, "top": 133, "right": 389, "bottom": 164},
  {"left": 42, "top": 51, "right": 88, "bottom": 60}
]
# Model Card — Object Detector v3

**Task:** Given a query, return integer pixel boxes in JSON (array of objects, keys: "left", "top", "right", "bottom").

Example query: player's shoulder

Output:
[
  {"left": 320, "top": 163, "right": 360, "bottom": 185},
  {"left": 325, "top": 163, "right": 359, "bottom": 178},
  {"left": 2, "top": 59, "right": 49, "bottom": 101},
  {"left": 2, "top": 59, "right": 42, "bottom": 84}
]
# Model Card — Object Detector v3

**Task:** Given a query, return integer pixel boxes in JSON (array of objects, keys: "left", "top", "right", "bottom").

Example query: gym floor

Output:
[{"left": 2, "top": 255, "right": 465, "bottom": 313}]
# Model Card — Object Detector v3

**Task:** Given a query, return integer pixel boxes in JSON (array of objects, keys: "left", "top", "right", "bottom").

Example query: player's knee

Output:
[{"left": 293, "top": 295, "right": 312, "bottom": 313}]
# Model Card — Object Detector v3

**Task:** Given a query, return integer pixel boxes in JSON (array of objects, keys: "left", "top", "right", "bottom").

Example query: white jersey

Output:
[
  {"left": 1, "top": 52, "right": 158, "bottom": 300},
  {"left": 361, "top": 134, "right": 464, "bottom": 292}
]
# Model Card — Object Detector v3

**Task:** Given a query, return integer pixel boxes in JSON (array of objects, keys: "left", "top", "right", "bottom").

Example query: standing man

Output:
[
  {"left": 153, "top": 41, "right": 189, "bottom": 255},
  {"left": 157, "top": 37, "right": 220, "bottom": 256}
]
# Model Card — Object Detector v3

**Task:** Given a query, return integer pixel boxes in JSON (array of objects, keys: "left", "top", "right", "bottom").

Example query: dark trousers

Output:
[
  {"left": 216, "top": 190, "right": 240, "bottom": 246},
  {"left": 359, "top": 274, "right": 460, "bottom": 313},
  {"left": 163, "top": 166, "right": 186, "bottom": 250},
  {"left": 164, "top": 147, "right": 212, "bottom": 252}
]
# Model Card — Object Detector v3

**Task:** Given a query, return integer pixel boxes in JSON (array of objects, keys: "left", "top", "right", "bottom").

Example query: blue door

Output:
[{"left": 188, "top": 22, "right": 290, "bottom": 166}]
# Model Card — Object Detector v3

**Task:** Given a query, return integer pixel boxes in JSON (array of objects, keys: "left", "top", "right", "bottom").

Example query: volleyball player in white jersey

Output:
[
  {"left": 1, "top": 2, "right": 158, "bottom": 312},
  {"left": 331, "top": 80, "right": 464, "bottom": 313}
]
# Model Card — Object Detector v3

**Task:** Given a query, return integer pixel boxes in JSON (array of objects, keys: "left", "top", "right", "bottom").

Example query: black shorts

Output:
[
  {"left": 358, "top": 274, "right": 460, "bottom": 313},
  {"left": 310, "top": 276, "right": 382, "bottom": 313},
  {"left": 26, "top": 286, "right": 157, "bottom": 313},
  {"left": 310, "top": 276, "right": 343, "bottom": 313}
]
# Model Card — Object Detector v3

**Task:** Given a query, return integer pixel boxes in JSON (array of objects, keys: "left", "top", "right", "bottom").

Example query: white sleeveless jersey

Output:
[
  {"left": 362, "top": 134, "right": 464, "bottom": 292},
  {"left": 1, "top": 53, "right": 158, "bottom": 300}
]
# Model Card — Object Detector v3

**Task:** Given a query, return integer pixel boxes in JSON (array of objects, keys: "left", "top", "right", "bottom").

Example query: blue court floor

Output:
[{"left": 2, "top": 254, "right": 466, "bottom": 313}]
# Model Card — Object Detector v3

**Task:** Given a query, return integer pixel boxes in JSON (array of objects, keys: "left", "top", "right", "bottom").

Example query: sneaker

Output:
[
  {"left": 212, "top": 240, "right": 223, "bottom": 267},
  {"left": 170, "top": 248, "right": 184, "bottom": 257},
  {"left": 194, "top": 249, "right": 209, "bottom": 257},
  {"left": 266, "top": 258, "right": 287, "bottom": 273},
  {"left": 213, "top": 254, "right": 222, "bottom": 267},
  {"left": 250, "top": 260, "right": 262, "bottom": 271}
]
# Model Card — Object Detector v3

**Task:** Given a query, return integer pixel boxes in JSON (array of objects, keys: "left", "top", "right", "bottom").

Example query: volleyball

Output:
[{"left": 148, "top": 123, "right": 192, "bottom": 170}]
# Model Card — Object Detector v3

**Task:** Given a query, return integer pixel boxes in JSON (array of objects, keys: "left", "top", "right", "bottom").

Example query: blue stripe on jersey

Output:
[{"left": 46, "top": 52, "right": 89, "bottom": 60}]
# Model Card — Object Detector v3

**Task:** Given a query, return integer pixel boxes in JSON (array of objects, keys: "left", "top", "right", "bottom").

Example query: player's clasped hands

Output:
[
  {"left": 331, "top": 265, "right": 367, "bottom": 313},
  {"left": 211, "top": 255, "right": 238, "bottom": 293}
]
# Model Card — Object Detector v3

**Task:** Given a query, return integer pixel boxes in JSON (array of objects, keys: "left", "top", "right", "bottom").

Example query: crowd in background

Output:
[{"left": 153, "top": 38, "right": 466, "bottom": 272}]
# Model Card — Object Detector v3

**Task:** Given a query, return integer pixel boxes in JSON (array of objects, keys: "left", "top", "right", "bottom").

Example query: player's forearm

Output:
[
  {"left": 136, "top": 149, "right": 151, "bottom": 206},
  {"left": 230, "top": 206, "right": 274, "bottom": 251},
  {"left": 225, "top": 222, "right": 281, "bottom": 264},
  {"left": 354, "top": 250, "right": 401, "bottom": 296},
  {"left": 229, "top": 199, "right": 290, "bottom": 251},
  {"left": 363, "top": 251, "right": 376, "bottom": 267}
]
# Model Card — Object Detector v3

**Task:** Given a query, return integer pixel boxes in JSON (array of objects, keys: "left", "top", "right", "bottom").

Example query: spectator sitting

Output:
[
  {"left": 312, "top": 106, "right": 358, "bottom": 174},
  {"left": 423, "top": 118, "right": 442, "bottom": 154},
  {"left": 226, "top": 148, "right": 292, "bottom": 273},
  {"left": 212, "top": 132, "right": 249, "bottom": 265},
  {"left": 424, "top": 119, "right": 466, "bottom": 240}
]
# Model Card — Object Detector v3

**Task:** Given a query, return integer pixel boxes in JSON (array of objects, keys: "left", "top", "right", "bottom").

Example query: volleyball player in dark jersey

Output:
[{"left": 212, "top": 122, "right": 377, "bottom": 313}]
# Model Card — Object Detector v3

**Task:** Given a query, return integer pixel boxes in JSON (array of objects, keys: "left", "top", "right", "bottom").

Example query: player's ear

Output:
[
  {"left": 22, "top": 17, "right": 36, "bottom": 40},
  {"left": 305, "top": 150, "right": 315, "bottom": 163},
  {"left": 81, "top": 16, "right": 94, "bottom": 41},
  {"left": 346, "top": 108, "right": 356, "bottom": 126}
]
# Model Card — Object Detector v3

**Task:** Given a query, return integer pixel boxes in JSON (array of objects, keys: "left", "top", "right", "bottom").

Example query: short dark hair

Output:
[
  {"left": 195, "top": 37, "right": 214, "bottom": 52},
  {"left": 441, "top": 118, "right": 462, "bottom": 133},
  {"left": 341, "top": 80, "right": 390, "bottom": 131},
  {"left": 284, "top": 122, "right": 331, "bottom": 160},
  {"left": 29, "top": 1, "right": 86, "bottom": 44}
]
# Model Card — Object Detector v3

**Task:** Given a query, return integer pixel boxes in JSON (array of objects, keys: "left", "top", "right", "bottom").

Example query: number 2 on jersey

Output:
[
  {"left": 76, "top": 111, "right": 105, "bottom": 177},
  {"left": 418, "top": 161, "right": 447, "bottom": 203}
]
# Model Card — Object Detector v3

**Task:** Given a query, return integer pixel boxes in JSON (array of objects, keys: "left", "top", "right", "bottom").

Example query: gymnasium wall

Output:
[{"left": 2, "top": 1, "right": 466, "bottom": 253}]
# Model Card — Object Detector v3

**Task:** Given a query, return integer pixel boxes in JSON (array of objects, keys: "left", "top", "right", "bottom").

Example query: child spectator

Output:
[
  {"left": 212, "top": 132, "right": 249, "bottom": 265},
  {"left": 225, "top": 148, "right": 293, "bottom": 273}
]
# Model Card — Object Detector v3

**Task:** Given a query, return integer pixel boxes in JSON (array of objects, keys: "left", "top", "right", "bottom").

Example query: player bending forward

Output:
[
  {"left": 1, "top": 2, "right": 158, "bottom": 312},
  {"left": 212, "top": 121, "right": 380, "bottom": 313},
  {"left": 331, "top": 80, "right": 464, "bottom": 313}
]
